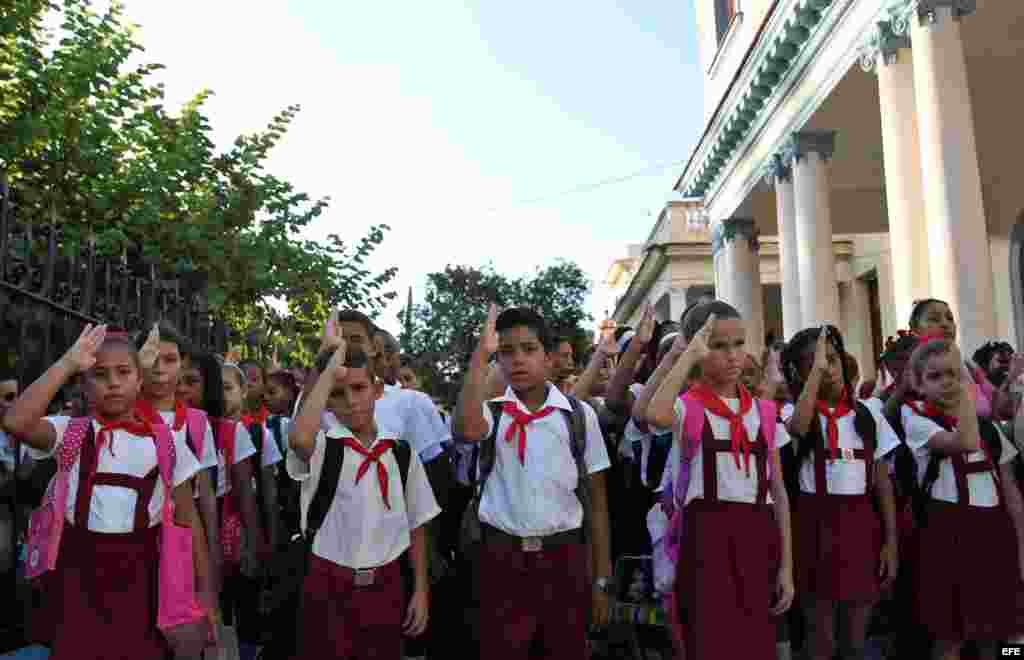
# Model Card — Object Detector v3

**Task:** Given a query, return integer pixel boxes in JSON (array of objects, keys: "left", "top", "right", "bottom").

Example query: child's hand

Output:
[
  {"left": 770, "top": 566, "right": 794, "bottom": 615},
  {"left": 811, "top": 325, "right": 830, "bottom": 376},
  {"left": 766, "top": 349, "right": 784, "bottom": 384},
  {"left": 325, "top": 337, "right": 348, "bottom": 381},
  {"left": 596, "top": 327, "right": 619, "bottom": 358},
  {"left": 319, "top": 309, "right": 342, "bottom": 354},
  {"left": 61, "top": 324, "right": 108, "bottom": 374},
  {"left": 403, "top": 589, "right": 429, "bottom": 636},
  {"left": 138, "top": 323, "right": 161, "bottom": 371},
  {"left": 684, "top": 313, "right": 716, "bottom": 361},
  {"left": 635, "top": 304, "right": 655, "bottom": 348},
  {"left": 878, "top": 541, "right": 898, "bottom": 591},
  {"left": 477, "top": 304, "right": 499, "bottom": 359}
]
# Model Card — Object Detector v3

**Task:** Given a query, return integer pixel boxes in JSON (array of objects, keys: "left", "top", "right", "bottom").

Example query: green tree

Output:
[
  {"left": 400, "top": 260, "right": 593, "bottom": 399},
  {"left": 0, "top": 0, "right": 397, "bottom": 349}
]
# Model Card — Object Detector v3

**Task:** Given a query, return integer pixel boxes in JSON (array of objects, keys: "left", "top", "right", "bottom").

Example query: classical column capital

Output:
[
  {"left": 785, "top": 130, "right": 837, "bottom": 164},
  {"left": 712, "top": 217, "right": 759, "bottom": 256},
  {"left": 764, "top": 154, "right": 792, "bottom": 185},
  {"left": 859, "top": 19, "right": 911, "bottom": 72},
  {"left": 913, "top": 0, "right": 976, "bottom": 24}
]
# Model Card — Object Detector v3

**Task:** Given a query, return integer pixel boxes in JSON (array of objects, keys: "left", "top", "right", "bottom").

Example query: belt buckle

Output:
[
  {"left": 521, "top": 536, "right": 542, "bottom": 553},
  {"left": 354, "top": 568, "right": 375, "bottom": 587}
]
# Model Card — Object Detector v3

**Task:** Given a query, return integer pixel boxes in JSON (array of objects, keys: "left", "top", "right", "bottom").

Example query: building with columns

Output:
[{"left": 610, "top": 0, "right": 1023, "bottom": 381}]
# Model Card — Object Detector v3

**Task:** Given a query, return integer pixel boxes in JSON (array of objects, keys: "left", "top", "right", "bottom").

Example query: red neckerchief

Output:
[
  {"left": 906, "top": 399, "right": 958, "bottom": 429},
  {"left": 688, "top": 383, "right": 754, "bottom": 475},
  {"left": 340, "top": 437, "right": 397, "bottom": 509},
  {"left": 241, "top": 405, "right": 269, "bottom": 428},
  {"left": 815, "top": 391, "right": 852, "bottom": 460},
  {"left": 92, "top": 411, "right": 153, "bottom": 464},
  {"left": 501, "top": 401, "right": 557, "bottom": 466}
]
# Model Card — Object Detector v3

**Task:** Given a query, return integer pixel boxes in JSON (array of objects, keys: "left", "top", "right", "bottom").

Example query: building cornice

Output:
[{"left": 677, "top": 0, "right": 842, "bottom": 198}]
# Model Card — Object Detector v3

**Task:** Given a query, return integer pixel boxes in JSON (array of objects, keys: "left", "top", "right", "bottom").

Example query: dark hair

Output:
[
  {"left": 238, "top": 359, "right": 266, "bottom": 380},
  {"left": 191, "top": 352, "right": 226, "bottom": 419},
  {"left": 973, "top": 341, "right": 1014, "bottom": 370},
  {"left": 267, "top": 370, "right": 300, "bottom": 402},
  {"left": 0, "top": 367, "right": 18, "bottom": 384},
  {"left": 135, "top": 321, "right": 188, "bottom": 353},
  {"left": 780, "top": 325, "right": 858, "bottom": 473},
  {"left": 315, "top": 347, "right": 377, "bottom": 380},
  {"left": 495, "top": 307, "right": 551, "bottom": 351},
  {"left": 97, "top": 334, "right": 142, "bottom": 371},
  {"left": 681, "top": 301, "right": 741, "bottom": 342},
  {"left": 337, "top": 309, "right": 376, "bottom": 338},
  {"left": 633, "top": 320, "right": 679, "bottom": 384},
  {"left": 909, "top": 298, "right": 949, "bottom": 329}
]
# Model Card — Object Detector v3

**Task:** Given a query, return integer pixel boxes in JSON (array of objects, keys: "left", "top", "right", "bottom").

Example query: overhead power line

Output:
[{"left": 486, "top": 157, "right": 687, "bottom": 214}]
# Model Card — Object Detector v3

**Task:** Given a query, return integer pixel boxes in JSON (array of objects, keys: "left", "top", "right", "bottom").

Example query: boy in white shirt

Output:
[
  {"left": 454, "top": 306, "right": 613, "bottom": 659},
  {"left": 289, "top": 344, "right": 437, "bottom": 658}
]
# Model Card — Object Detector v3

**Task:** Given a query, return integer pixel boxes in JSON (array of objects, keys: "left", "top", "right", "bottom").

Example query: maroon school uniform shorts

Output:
[{"left": 299, "top": 554, "right": 404, "bottom": 659}]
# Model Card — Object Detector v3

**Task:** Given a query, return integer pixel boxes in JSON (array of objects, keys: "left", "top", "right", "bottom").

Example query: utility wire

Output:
[{"left": 486, "top": 157, "right": 686, "bottom": 214}]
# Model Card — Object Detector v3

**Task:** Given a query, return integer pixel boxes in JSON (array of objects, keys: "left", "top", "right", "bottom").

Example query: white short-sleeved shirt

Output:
[
  {"left": 477, "top": 384, "right": 611, "bottom": 537},
  {"left": 779, "top": 403, "right": 900, "bottom": 495},
  {"left": 669, "top": 397, "right": 791, "bottom": 506},
  {"left": 901, "top": 405, "right": 1017, "bottom": 507},
  {"left": 376, "top": 384, "right": 450, "bottom": 464},
  {"left": 27, "top": 416, "right": 200, "bottom": 532},
  {"left": 216, "top": 423, "right": 257, "bottom": 498},
  {"left": 287, "top": 422, "right": 440, "bottom": 569}
]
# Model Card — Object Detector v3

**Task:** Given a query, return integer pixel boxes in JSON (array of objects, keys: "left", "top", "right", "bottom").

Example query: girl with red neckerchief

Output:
[
  {"left": 780, "top": 325, "right": 900, "bottom": 660},
  {"left": 901, "top": 339, "right": 1024, "bottom": 659},
  {"left": 645, "top": 301, "right": 795, "bottom": 660},
  {"left": 3, "top": 326, "right": 211, "bottom": 659}
]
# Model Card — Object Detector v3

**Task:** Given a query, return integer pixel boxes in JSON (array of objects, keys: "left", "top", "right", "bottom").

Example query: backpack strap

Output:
[
  {"left": 564, "top": 396, "right": 591, "bottom": 544},
  {"left": 267, "top": 416, "right": 286, "bottom": 456},
  {"left": 305, "top": 434, "right": 345, "bottom": 543},
  {"left": 473, "top": 401, "right": 504, "bottom": 496},
  {"left": 852, "top": 401, "right": 878, "bottom": 489},
  {"left": 185, "top": 408, "right": 209, "bottom": 462}
]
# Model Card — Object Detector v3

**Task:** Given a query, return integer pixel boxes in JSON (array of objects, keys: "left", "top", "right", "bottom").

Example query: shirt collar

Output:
[{"left": 490, "top": 382, "right": 572, "bottom": 413}]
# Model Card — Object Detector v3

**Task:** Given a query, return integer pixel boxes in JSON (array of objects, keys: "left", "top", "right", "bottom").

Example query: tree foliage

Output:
[
  {"left": 400, "top": 260, "right": 592, "bottom": 399},
  {"left": 0, "top": 0, "right": 397, "bottom": 355}
]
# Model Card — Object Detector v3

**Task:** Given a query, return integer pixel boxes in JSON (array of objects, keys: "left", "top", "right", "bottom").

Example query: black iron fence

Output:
[{"left": 0, "top": 176, "right": 228, "bottom": 386}]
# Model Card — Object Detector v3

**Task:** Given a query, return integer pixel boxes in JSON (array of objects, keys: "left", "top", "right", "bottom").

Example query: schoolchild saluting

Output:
[
  {"left": 780, "top": 325, "right": 900, "bottom": 660},
  {"left": 645, "top": 301, "right": 794, "bottom": 660}
]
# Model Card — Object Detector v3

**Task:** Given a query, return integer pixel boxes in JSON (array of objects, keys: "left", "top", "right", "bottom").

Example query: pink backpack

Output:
[
  {"left": 651, "top": 393, "right": 778, "bottom": 594},
  {"left": 24, "top": 417, "right": 210, "bottom": 653}
]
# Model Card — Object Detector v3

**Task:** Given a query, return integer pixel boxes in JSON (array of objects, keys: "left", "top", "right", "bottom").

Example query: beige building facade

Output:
[{"left": 610, "top": 0, "right": 1023, "bottom": 382}]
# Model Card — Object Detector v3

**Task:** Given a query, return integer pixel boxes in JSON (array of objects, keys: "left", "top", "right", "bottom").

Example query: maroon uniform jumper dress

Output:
[
  {"left": 793, "top": 421, "right": 883, "bottom": 604},
  {"left": 674, "top": 421, "right": 780, "bottom": 660},
  {"left": 50, "top": 431, "right": 168, "bottom": 660},
  {"left": 913, "top": 440, "right": 1022, "bottom": 640}
]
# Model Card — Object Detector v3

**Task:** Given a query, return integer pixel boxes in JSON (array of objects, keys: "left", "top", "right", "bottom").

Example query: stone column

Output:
[
  {"left": 786, "top": 131, "right": 840, "bottom": 328},
  {"left": 863, "top": 20, "right": 930, "bottom": 325},
  {"left": 906, "top": 0, "right": 994, "bottom": 352},
  {"left": 839, "top": 278, "right": 876, "bottom": 383},
  {"left": 767, "top": 155, "right": 801, "bottom": 342},
  {"left": 713, "top": 218, "right": 765, "bottom": 356}
]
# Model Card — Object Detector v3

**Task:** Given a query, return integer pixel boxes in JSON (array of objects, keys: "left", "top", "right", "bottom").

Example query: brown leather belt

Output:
[{"left": 481, "top": 523, "right": 583, "bottom": 552}]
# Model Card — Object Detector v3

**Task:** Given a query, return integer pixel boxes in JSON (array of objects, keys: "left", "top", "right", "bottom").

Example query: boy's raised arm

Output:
[
  {"left": 454, "top": 304, "right": 499, "bottom": 443},
  {"left": 290, "top": 338, "right": 346, "bottom": 462}
]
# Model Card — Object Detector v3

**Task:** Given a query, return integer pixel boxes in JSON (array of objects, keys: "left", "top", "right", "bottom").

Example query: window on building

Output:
[{"left": 715, "top": 0, "right": 737, "bottom": 43}]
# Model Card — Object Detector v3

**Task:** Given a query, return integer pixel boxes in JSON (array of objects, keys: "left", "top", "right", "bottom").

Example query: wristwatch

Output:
[{"left": 594, "top": 576, "right": 614, "bottom": 594}]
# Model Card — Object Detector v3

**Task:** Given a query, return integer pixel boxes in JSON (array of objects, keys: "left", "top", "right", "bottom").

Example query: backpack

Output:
[
  {"left": 459, "top": 397, "right": 591, "bottom": 552},
  {"left": 267, "top": 416, "right": 301, "bottom": 538},
  {"left": 651, "top": 393, "right": 778, "bottom": 594},
  {"left": 184, "top": 408, "right": 209, "bottom": 463}
]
